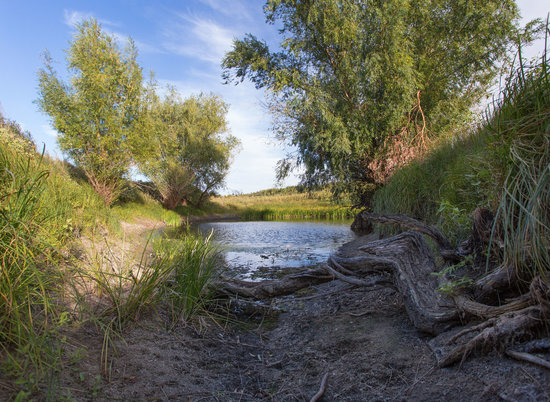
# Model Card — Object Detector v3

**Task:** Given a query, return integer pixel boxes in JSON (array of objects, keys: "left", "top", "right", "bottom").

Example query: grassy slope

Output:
[{"left": 372, "top": 41, "right": 549, "bottom": 271}]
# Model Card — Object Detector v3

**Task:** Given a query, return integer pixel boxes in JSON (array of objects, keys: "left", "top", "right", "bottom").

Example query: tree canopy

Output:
[
  {"left": 222, "top": 0, "right": 539, "bottom": 194},
  {"left": 37, "top": 18, "right": 239, "bottom": 209},
  {"left": 135, "top": 89, "right": 239, "bottom": 209},
  {"left": 37, "top": 19, "right": 145, "bottom": 205}
]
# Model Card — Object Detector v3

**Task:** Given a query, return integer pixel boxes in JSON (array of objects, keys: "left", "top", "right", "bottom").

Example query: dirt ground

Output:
[
  {"left": 56, "top": 232, "right": 550, "bottom": 401},
  {"left": 54, "top": 279, "right": 550, "bottom": 401},
  {"left": 3, "top": 220, "right": 549, "bottom": 401}
]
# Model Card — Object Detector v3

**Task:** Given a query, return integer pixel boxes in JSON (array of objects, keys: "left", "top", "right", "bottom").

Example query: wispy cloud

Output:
[
  {"left": 162, "top": 14, "right": 235, "bottom": 64},
  {"left": 63, "top": 10, "right": 119, "bottom": 28},
  {"left": 197, "top": 0, "right": 252, "bottom": 20},
  {"left": 41, "top": 124, "right": 58, "bottom": 137},
  {"left": 63, "top": 9, "right": 162, "bottom": 54}
]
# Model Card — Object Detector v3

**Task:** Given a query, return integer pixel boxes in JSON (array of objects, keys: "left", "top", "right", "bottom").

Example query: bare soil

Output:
[
  {"left": 4, "top": 220, "right": 549, "bottom": 401},
  {"left": 56, "top": 279, "right": 550, "bottom": 401},
  {"left": 58, "top": 229, "right": 550, "bottom": 401}
]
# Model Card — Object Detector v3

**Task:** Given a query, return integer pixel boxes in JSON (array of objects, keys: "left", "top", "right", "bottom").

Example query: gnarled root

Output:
[{"left": 438, "top": 306, "right": 544, "bottom": 367}]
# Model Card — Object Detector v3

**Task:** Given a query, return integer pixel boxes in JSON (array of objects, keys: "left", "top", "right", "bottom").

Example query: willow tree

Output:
[
  {"left": 37, "top": 19, "right": 145, "bottom": 206},
  {"left": 222, "top": 0, "right": 538, "bottom": 199},
  {"left": 135, "top": 89, "right": 239, "bottom": 209}
]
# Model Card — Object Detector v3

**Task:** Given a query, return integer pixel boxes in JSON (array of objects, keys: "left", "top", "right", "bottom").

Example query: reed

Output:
[{"left": 485, "top": 33, "right": 550, "bottom": 277}]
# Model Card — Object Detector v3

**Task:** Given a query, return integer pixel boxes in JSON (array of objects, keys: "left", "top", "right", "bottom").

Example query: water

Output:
[{"left": 197, "top": 220, "right": 357, "bottom": 280}]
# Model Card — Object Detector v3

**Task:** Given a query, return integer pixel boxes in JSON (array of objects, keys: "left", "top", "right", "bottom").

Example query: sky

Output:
[{"left": 0, "top": 1, "right": 548, "bottom": 194}]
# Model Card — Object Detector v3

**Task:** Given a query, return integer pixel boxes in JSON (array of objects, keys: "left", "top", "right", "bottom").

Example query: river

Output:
[{"left": 197, "top": 220, "right": 357, "bottom": 280}]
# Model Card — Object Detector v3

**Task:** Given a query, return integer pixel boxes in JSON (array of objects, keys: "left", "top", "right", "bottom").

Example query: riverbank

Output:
[
  {"left": 3, "top": 217, "right": 545, "bottom": 400},
  {"left": 46, "top": 231, "right": 550, "bottom": 401}
]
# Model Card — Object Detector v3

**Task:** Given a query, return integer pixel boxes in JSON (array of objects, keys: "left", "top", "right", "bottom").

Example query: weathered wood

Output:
[
  {"left": 335, "top": 231, "right": 458, "bottom": 334},
  {"left": 438, "top": 306, "right": 543, "bottom": 367},
  {"left": 505, "top": 350, "right": 550, "bottom": 370},
  {"left": 216, "top": 266, "right": 333, "bottom": 299},
  {"left": 453, "top": 293, "right": 533, "bottom": 319},
  {"left": 354, "top": 211, "right": 454, "bottom": 251}
]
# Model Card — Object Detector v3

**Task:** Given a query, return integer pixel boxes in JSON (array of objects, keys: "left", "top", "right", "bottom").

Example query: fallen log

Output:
[{"left": 216, "top": 265, "right": 333, "bottom": 299}]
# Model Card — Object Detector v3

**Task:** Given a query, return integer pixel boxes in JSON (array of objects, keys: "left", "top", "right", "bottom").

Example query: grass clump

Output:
[
  {"left": 484, "top": 39, "right": 550, "bottom": 277},
  {"left": 0, "top": 140, "right": 61, "bottom": 389}
]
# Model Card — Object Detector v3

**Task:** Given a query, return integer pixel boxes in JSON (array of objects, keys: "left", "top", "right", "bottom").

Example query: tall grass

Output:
[
  {"left": 67, "top": 230, "right": 220, "bottom": 373},
  {"left": 154, "top": 231, "right": 219, "bottom": 324},
  {"left": 485, "top": 35, "right": 550, "bottom": 277},
  {"left": 372, "top": 129, "right": 492, "bottom": 243},
  {"left": 0, "top": 143, "right": 60, "bottom": 384},
  {"left": 372, "top": 28, "right": 550, "bottom": 272}
]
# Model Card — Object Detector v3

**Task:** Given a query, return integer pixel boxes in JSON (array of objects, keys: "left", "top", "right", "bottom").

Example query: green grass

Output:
[
  {"left": 112, "top": 192, "right": 183, "bottom": 227},
  {"left": 208, "top": 186, "right": 354, "bottom": 221},
  {"left": 0, "top": 141, "right": 63, "bottom": 390},
  {"left": 373, "top": 31, "right": 550, "bottom": 274},
  {"left": 484, "top": 38, "right": 550, "bottom": 277},
  {"left": 0, "top": 116, "right": 225, "bottom": 396}
]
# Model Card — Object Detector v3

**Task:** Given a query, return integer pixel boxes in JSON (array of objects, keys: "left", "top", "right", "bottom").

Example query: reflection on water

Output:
[{"left": 198, "top": 221, "right": 356, "bottom": 280}]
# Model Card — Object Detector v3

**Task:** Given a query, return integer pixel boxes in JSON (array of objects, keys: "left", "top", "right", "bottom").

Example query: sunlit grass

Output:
[{"left": 209, "top": 187, "right": 354, "bottom": 220}]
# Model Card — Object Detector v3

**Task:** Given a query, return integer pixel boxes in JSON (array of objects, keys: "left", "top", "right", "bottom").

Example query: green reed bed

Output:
[{"left": 211, "top": 187, "right": 353, "bottom": 221}]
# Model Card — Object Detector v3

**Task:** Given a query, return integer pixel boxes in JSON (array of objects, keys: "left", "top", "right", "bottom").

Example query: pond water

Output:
[{"left": 197, "top": 221, "right": 357, "bottom": 280}]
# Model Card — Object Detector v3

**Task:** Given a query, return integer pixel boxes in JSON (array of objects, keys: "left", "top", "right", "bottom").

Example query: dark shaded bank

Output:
[{"left": 44, "top": 235, "right": 549, "bottom": 401}]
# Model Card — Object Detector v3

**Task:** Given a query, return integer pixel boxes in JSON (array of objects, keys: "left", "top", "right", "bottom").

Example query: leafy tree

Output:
[
  {"left": 136, "top": 89, "right": 239, "bottom": 209},
  {"left": 37, "top": 19, "right": 145, "bottom": 206},
  {"left": 222, "top": 0, "right": 539, "bottom": 198}
]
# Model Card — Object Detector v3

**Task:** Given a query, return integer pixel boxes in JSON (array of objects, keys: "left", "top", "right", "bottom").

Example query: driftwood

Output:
[
  {"left": 217, "top": 266, "right": 333, "bottom": 299},
  {"left": 218, "top": 212, "right": 549, "bottom": 366},
  {"left": 310, "top": 372, "right": 329, "bottom": 402}
]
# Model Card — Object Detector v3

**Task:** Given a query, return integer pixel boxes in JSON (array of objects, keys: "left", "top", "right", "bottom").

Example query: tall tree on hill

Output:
[
  {"left": 222, "top": 0, "right": 540, "bottom": 202},
  {"left": 135, "top": 89, "right": 239, "bottom": 209},
  {"left": 37, "top": 19, "right": 145, "bottom": 206}
]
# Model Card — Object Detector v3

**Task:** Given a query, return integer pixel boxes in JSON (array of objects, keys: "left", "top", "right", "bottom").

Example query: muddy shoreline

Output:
[
  {"left": 3, "top": 219, "right": 547, "bottom": 400},
  {"left": 58, "top": 231, "right": 550, "bottom": 401}
]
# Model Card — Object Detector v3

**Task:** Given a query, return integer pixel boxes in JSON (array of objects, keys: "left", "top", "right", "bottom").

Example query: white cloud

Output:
[
  {"left": 42, "top": 124, "right": 58, "bottom": 138},
  {"left": 63, "top": 10, "right": 162, "bottom": 54},
  {"left": 162, "top": 14, "right": 235, "bottom": 64}
]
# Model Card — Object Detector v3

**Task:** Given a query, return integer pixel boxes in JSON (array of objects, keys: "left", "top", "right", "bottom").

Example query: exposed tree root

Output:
[
  {"left": 453, "top": 293, "right": 534, "bottom": 320},
  {"left": 217, "top": 266, "right": 333, "bottom": 299},
  {"left": 310, "top": 372, "right": 329, "bottom": 402},
  {"left": 439, "top": 306, "right": 544, "bottom": 367},
  {"left": 216, "top": 211, "right": 549, "bottom": 367},
  {"left": 352, "top": 212, "right": 456, "bottom": 255},
  {"left": 505, "top": 350, "right": 550, "bottom": 370}
]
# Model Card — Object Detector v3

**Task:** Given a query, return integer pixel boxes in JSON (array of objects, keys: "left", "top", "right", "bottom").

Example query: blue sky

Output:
[{"left": 0, "top": 1, "right": 548, "bottom": 194}]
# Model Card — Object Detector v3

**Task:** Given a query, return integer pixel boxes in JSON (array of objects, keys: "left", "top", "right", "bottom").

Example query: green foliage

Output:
[
  {"left": 483, "top": 37, "right": 550, "bottom": 277},
  {"left": 135, "top": 88, "right": 239, "bottom": 209},
  {"left": 112, "top": 192, "right": 182, "bottom": 227},
  {"left": 223, "top": 0, "right": 535, "bottom": 190},
  {"left": 154, "top": 231, "right": 219, "bottom": 324},
  {"left": 37, "top": 18, "right": 145, "bottom": 206}
]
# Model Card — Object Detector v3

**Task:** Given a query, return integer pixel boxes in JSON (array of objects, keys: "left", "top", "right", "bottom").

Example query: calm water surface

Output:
[{"left": 198, "top": 221, "right": 356, "bottom": 280}]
